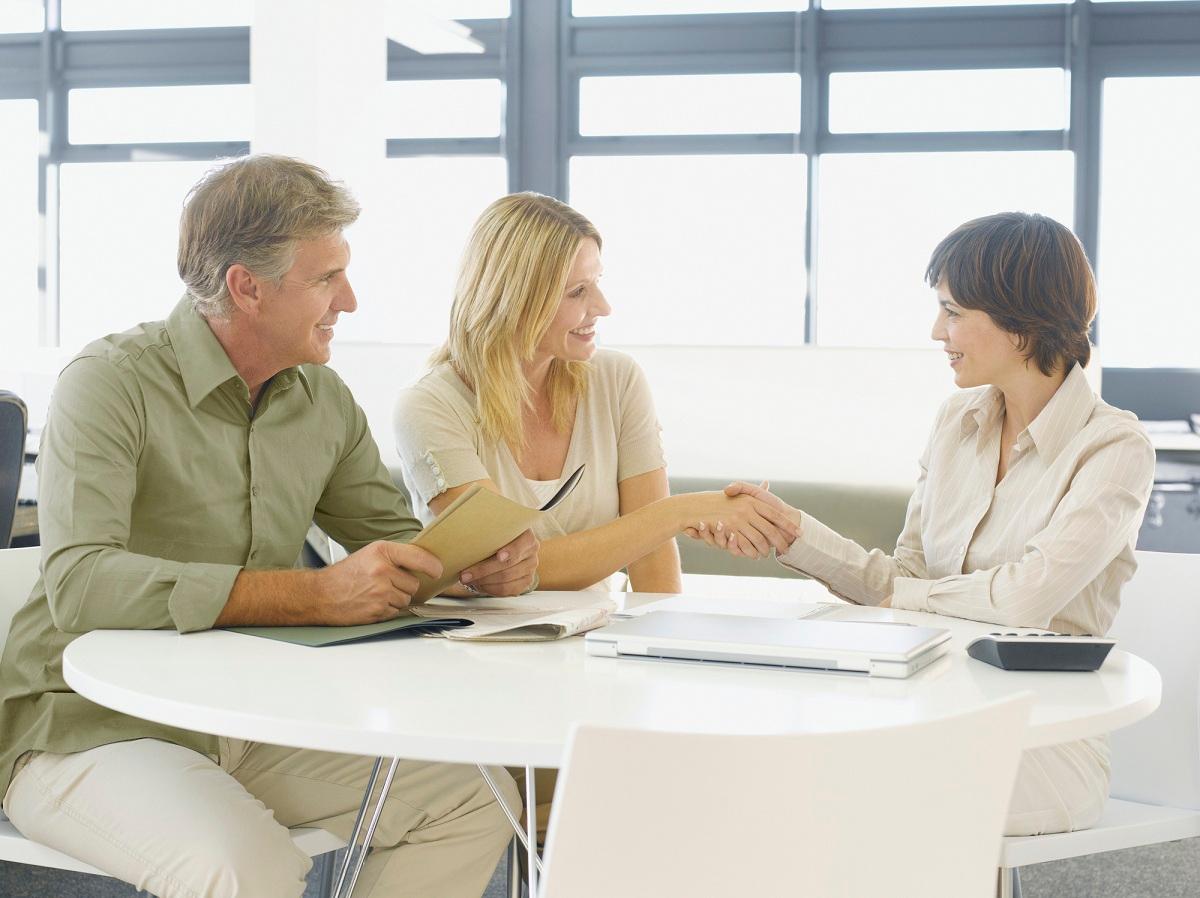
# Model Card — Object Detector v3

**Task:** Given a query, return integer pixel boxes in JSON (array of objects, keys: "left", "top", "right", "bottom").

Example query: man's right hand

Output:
[{"left": 316, "top": 541, "right": 443, "bottom": 625}]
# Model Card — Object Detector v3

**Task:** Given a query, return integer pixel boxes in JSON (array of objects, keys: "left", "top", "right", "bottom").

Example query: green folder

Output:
[{"left": 228, "top": 615, "right": 472, "bottom": 647}]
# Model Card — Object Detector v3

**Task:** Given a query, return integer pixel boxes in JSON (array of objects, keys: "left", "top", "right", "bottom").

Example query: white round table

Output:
[
  {"left": 62, "top": 587, "right": 1162, "bottom": 897},
  {"left": 63, "top": 590, "right": 1161, "bottom": 765}
]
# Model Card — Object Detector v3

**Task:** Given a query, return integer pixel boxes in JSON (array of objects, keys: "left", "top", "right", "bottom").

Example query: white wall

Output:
[
  {"left": 7, "top": 338, "right": 1096, "bottom": 491},
  {"left": 330, "top": 341, "right": 954, "bottom": 488}
]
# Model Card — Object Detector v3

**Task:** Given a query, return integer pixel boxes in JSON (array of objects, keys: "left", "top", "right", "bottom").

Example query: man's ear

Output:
[{"left": 225, "top": 263, "right": 261, "bottom": 316}]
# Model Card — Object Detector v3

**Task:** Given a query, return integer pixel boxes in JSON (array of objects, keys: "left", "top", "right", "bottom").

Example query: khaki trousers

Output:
[
  {"left": 2, "top": 738, "right": 520, "bottom": 898},
  {"left": 1005, "top": 738, "right": 1110, "bottom": 837}
]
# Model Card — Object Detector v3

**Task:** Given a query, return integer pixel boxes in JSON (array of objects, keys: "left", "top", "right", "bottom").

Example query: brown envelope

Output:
[{"left": 409, "top": 464, "right": 585, "bottom": 602}]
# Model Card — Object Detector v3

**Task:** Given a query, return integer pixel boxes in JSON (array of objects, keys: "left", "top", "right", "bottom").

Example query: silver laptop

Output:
[{"left": 585, "top": 610, "right": 951, "bottom": 679}]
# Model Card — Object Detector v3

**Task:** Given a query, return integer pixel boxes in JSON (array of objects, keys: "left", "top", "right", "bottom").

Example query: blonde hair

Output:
[
  {"left": 432, "top": 193, "right": 601, "bottom": 451},
  {"left": 178, "top": 154, "right": 361, "bottom": 319}
]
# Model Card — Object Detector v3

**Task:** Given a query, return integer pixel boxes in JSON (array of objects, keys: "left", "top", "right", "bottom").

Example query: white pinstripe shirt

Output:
[{"left": 780, "top": 364, "right": 1156, "bottom": 635}]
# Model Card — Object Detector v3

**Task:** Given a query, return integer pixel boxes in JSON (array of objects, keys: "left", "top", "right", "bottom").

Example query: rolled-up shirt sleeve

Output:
[
  {"left": 38, "top": 357, "right": 240, "bottom": 634},
  {"left": 890, "top": 428, "right": 1155, "bottom": 627},
  {"left": 393, "top": 382, "right": 490, "bottom": 510}
]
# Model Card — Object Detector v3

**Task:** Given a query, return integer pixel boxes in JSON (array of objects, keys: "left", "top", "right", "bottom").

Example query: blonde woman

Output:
[{"left": 394, "top": 192, "right": 797, "bottom": 597}]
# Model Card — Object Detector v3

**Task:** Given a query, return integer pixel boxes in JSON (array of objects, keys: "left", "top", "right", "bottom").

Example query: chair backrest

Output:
[
  {"left": 0, "top": 546, "right": 41, "bottom": 649},
  {"left": 1108, "top": 549, "right": 1200, "bottom": 809},
  {"left": 540, "top": 695, "right": 1032, "bottom": 898},
  {"left": 0, "top": 392, "right": 28, "bottom": 549}
]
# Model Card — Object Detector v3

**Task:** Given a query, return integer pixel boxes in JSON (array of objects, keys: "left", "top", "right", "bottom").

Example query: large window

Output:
[
  {"left": 824, "top": 0, "right": 1063, "bottom": 7},
  {"left": 817, "top": 152, "right": 1074, "bottom": 347},
  {"left": 580, "top": 74, "right": 802, "bottom": 137},
  {"left": 1098, "top": 76, "right": 1200, "bottom": 369},
  {"left": 2, "top": 0, "right": 1198, "bottom": 373},
  {"left": 58, "top": 161, "right": 216, "bottom": 351},
  {"left": 376, "top": 61, "right": 509, "bottom": 343},
  {"left": 0, "top": 0, "right": 42, "bottom": 32},
  {"left": 0, "top": 100, "right": 40, "bottom": 356},
  {"left": 68, "top": 85, "right": 253, "bottom": 145},
  {"left": 60, "top": 0, "right": 251, "bottom": 30},
  {"left": 442, "top": 0, "right": 511, "bottom": 16},
  {"left": 829, "top": 69, "right": 1068, "bottom": 134},
  {"left": 384, "top": 79, "right": 503, "bottom": 139},
  {"left": 571, "top": 155, "right": 807, "bottom": 345},
  {"left": 339, "top": 157, "right": 509, "bottom": 345},
  {"left": 574, "top": 1, "right": 807, "bottom": 14}
]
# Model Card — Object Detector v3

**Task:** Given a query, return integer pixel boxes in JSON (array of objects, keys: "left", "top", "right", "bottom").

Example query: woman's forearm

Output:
[
  {"left": 535, "top": 495, "right": 690, "bottom": 591},
  {"left": 627, "top": 539, "right": 683, "bottom": 594}
]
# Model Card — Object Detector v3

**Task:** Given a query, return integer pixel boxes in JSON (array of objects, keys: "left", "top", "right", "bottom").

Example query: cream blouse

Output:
[{"left": 779, "top": 364, "right": 1156, "bottom": 635}]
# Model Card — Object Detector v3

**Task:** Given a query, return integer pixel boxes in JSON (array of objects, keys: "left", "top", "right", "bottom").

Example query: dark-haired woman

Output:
[{"left": 702, "top": 212, "right": 1155, "bottom": 836}]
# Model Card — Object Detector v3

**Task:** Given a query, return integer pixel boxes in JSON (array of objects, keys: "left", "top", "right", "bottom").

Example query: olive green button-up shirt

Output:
[{"left": 0, "top": 297, "right": 422, "bottom": 796}]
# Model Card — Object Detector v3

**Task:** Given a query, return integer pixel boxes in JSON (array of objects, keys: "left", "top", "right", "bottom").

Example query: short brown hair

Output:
[
  {"left": 178, "top": 154, "right": 361, "bottom": 319},
  {"left": 925, "top": 212, "right": 1096, "bottom": 376}
]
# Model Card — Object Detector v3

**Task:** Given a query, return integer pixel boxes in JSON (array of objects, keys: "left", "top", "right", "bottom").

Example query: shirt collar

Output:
[
  {"left": 958, "top": 386, "right": 1005, "bottom": 440},
  {"left": 276, "top": 366, "right": 315, "bottom": 403},
  {"left": 166, "top": 296, "right": 315, "bottom": 408},
  {"left": 1024, "top": 363, "right": 1095, "bottom": 464},
  {"left": 956, "top": 364, "right": 1095, "bottom": 462}
]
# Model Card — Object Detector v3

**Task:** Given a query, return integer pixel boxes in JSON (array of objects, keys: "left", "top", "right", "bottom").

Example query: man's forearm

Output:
[{"left": 213, "top": 568, "right": 327, "bottom": 627}]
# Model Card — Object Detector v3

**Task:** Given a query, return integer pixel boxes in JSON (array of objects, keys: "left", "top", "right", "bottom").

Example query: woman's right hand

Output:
[
  {"left": 673, "top": 489, "right": 800, "bottom": 559},
  {"left": 683, "top": 481, "right": 802, "bottom": 559}
]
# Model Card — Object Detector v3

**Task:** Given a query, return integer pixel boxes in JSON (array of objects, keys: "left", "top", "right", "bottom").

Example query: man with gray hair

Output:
[{"left": 0, "top": 155, "right": 536, "bottom": 897}]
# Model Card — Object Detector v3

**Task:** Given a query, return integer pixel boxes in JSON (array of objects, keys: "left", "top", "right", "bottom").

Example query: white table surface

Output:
[{"left": 62, "top": 585, "right": 1162, "bottom": 768}]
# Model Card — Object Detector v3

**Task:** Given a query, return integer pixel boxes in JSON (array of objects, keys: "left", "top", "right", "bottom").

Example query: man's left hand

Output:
[{"left": 459, "top": 529, "right": 540, "bottom": 597}]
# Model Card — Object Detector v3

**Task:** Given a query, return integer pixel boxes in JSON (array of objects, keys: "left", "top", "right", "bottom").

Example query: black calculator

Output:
[{"left": 966, "top": 632, "right": 1116, "bottom": 672}]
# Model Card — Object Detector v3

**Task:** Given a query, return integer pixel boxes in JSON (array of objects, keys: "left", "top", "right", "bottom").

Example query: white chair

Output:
[
  {"left": 0, "top": 546, "right": 346, "bottom": 889},
  {"left": 539, "top": 694, "right": 1033, "bottom": 898},
  {"left": 999, "top": 549, "right": 1200, "bottom": 896}
]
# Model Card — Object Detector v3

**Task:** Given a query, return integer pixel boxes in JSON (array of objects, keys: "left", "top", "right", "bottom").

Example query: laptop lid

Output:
[{"left": 585, "top": 610, "right": 951, "bottom": 677}]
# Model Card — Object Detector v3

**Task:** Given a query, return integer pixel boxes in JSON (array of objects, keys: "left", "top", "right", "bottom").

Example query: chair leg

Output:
[
  {"left": 993, "top": 864, "right": 1012, "bottom": 897},
  {"left": 508, "top": 836, "right": 523, "bottom": 898},
  {"left": 310, "top": 851, "right": 336, "bottom": 898}
]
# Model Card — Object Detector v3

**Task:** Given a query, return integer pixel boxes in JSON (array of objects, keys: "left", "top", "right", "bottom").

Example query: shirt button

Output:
[
  {"left": 251, "top": 484, "right": 260, "bottom": 497},
  {"left": 436, "top": 476, "right": 446, "bottom": 488}
]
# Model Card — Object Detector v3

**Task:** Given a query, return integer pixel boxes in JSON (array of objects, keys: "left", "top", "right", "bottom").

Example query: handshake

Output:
[{"left": 674, "top": 481, "right": 802, "bottom": 560}]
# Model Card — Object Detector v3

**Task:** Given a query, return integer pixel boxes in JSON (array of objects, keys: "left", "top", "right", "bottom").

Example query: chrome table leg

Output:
[
  {"left": 333, "top": 756, "right": 401, "bottom": 898},
  {"left": 524, "top": 764, "right": 538, "bottom": 897}
]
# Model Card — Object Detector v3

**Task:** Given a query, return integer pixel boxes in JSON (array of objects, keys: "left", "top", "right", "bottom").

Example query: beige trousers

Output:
[
  {"left": 1005, "top": 738, "right": 1110, "bottom": 837},
  {"left": 2, "top": 738, "right": 520, "bottom": 898}
]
